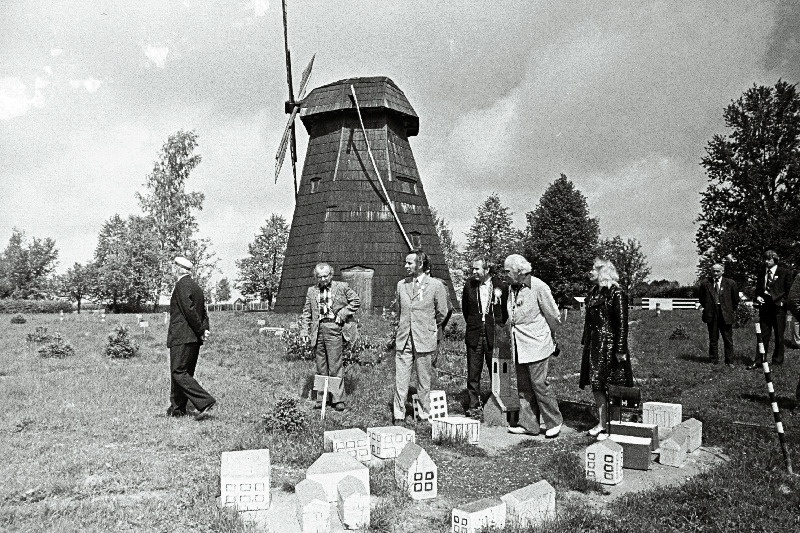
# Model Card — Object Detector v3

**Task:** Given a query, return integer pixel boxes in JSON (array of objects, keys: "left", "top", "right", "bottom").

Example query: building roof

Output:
[
  {"left": 295, "top": 479, "right": 328, "bottom": 507},
  {"left": 501, "top": 480, "right": 555, "bottom": 504},
  {"left": 395, "top": 442, "right": 432, "bottom": 469},
  {"left": 456, "top": 497, "right": 505, "bottom": 514},
  {"left": 300, "top": 77, "right": 419, "bottom": 136},
  {"left": 337, "top": 475, "right": 368, "bottom": 498},
  {"left": 307, "top": 452, "right": 368, "bottom": 476},
  {"left": 588, "top": 439, "right": 623, "bottom": 453}
]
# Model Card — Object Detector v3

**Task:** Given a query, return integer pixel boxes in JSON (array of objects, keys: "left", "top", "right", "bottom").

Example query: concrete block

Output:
[
  {"left": 500, "top": 480, "right": 555, "bottom": 528},
  {"left": 674, "top": 418, "right": 702, "bottom": 452},
  {"left": 323, "top": 428, "right": 370, "bottom": 463},
  {"left": 337, "top": 475, "right": 369, "bottom": 529},
  {"left": 609, "top": 421, "right": 659, "bottom": 451},
  {"left": 642, "top": 402, "right": 682, "bottom": 430},
  {"left": 431, "top": 416, "right": 480, "bottom": 445},
  {"left": 306, "top": 452, "right": 369, "bottom": 502},
  {"left": 585, "top": 440, "right": 623, "bottom": 485},
  {"left": 451, "top": 497, "right": 506, "bottom": 533},
  {"left": 367, "top": 426, "right": 415, "bottom": 459},
  {"left": 295, "top": 479, "right": 330, "bottom": 533},
  {"left": 413, "top": 389, "right": 448, "bottom": 420},
  {"left": 608, "top": 434, "right": 652, "bottom": 470},
  {"left": 395, "top": 443, "right": 437, "bottom": 500},
  {"left": 220, "top": 448, "right": 271, "bottom": 511}
]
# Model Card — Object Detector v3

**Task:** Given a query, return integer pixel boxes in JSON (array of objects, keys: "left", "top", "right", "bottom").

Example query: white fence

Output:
[
  {"left": 208, "top": 301, "right": 272, "bottom": 312},
  {"left": 641, "top": 298, "right": 699, "bottom": 310}
]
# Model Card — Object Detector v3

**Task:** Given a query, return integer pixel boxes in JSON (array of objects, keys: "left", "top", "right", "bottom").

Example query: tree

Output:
[
  {"left": 215, "top": 277, "right": 231, "bottom": 302},
  {"left": 236, "top": 214, "right": 290, "bottom": 304},
  {"left": 92, "top": 215, "right": 161, "bottom": 312},
  {"left": 430, "top": 207, "right": 464, "bottom": 293},
  {"left": 697, "top": 80, "right": 800, "bottom": 285},
  {"left": 524, "top": 174, "right": 600, "bottom": 303},
  {"left": 464, "top": 194, "right": 522, "bottom": 268},
  {"left": 0, "top": 228, "right": 59, "bottom": 299},
  {"left": 136, "top": 130, "right": 216, "bottom": 305},
  {"left": 58, "top": 262, "right": 96, "bottom": 313},
  {"left": 599, "top": 236, "right": 651, "bottom": 297}
]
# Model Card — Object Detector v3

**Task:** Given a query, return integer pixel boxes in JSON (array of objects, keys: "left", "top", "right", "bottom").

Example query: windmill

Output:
[{"left": 273, "top": 4, "right": 456, "bottom": 314}]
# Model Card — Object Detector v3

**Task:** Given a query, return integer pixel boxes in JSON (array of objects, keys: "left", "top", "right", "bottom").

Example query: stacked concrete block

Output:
[
  {"left": 642, "top": 402, "right": 682, "bottom": 430},
  {"left": 609, "top": 421, "right": 660, "bottom": 451},
  {"left": 451, "top": 497, "right": 506, "bottom": 533},
  {"left": 672, "top": 418, "right": 702, "bottom": 452},
  {"left": 585, "top": 440, "right": 623, "bottom": 485},
  {"left": 431, "top": 416, "right": 480, "bottom": 445},
  {"left": 659, "top": 431, "right": 687, "bottom": 468},
  {"left": 395, "top": 443, "right": 437, "bottom": 500},
  {"left": 220, "top": 448, "right": 271, "bottom": 511},
  {"left": 337, "top": 475, "right": 370, "bottom": 530},
  {"left": 367, "top": 426, "right": 416, "bottom": 459},
  {"left": 295, "top": 479, "right": 330, "bottom": 533},
  {"left": 324, "top": 428, "right": 370, "bottom": 463},
  {"left": 500, "top": 480, "right": 556, "bottom": 528},
  {"left": 305, "top": 452, "right": 370, "bottom": 502},
  {"left": 608, "top": 434, "right": 652, "bottom": 470},
  {"left": 413, "top": 389, "right": 448, "bottom": 420}
]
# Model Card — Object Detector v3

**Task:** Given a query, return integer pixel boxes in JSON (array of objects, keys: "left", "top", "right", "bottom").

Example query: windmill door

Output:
[{"left": 341, "top": 266, "right": 374, "bottom": 314}]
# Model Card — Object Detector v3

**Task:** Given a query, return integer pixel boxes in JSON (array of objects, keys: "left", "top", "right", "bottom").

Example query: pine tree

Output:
[{"left": 464, "top": 194, "right": 521, "bottom": 269}]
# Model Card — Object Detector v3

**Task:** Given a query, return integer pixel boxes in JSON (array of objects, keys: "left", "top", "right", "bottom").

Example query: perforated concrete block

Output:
[
  {"left": 220, "top": 448, "right": 271, "bottom": 511},
  {"left": 585, "top": 440, "right": 623, "bottom": 485},
  {"left": 642, "top": 402, "right": 682, "bottom": 430},
  {"left": 431, "top": 416, "right": 480, "bottom": 445},
  {"left": 367, "top": 426, "right": 416, "bottom": 459},
  {"left": 324, "top": 428, "right": 370, "bottom": 463}
]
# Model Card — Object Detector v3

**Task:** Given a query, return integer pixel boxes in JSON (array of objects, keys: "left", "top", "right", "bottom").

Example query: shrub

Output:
[
  {"left": 442, "top": 320, "right": 464, "bottom": 342},
  {"left": 263, "top": 396, "right": 308, "bottom": 434},
  {"left": 282, "top": 322, "right": 381, "bottom": 367},
  {"left": 38, "top": 333, "right": 75, "bottom": 359},
  {"left": 10, "top": 314, "right": 26, "bottom": 324},
  {"left": 281, "top": 326, "right": 314, "bottom": 361},
  {"left": 26, "top": 326, "right": 51, "bottom": 343},
  {"left": 0, "top": 299, "right": 72, "bottom": 314},
  {"left": 105, "top": 325, "right": 139, "bottom": 359},
  {"left": 669, "top": 324, "right": 689, "bottom": 340},
  {"left": 734, "top": 301, "right": 755, "bottom": 329}
]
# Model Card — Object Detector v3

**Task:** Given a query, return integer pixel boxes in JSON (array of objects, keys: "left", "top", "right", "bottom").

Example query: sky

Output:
[{"left": 2, "top": 0, "right": 799, "bottom": 289}]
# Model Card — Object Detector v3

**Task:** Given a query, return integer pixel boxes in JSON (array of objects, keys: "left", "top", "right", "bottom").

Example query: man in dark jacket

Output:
[
  {"left": 166, "top": 256, "right": 215, "bottom": 420},
  {"left": 750, "top": 250, "right": 794, "bottom": 368},
  {"left": 788, "top": 272, "right": 800, "bottom": 398},
  {"left": 698, "top": 263, "right": 740, "bottom": 365},
  {"left": 461, "top": 256, "right": 509, "bottom": 416}
]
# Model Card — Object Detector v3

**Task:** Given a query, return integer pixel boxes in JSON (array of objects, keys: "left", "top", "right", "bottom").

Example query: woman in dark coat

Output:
[{"left": 580, "top": 258, "right": 633, "bottom": 438}]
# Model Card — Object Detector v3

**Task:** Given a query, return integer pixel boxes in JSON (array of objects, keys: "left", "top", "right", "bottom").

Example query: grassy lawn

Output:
[{"left": 1, "top": 309, "right": 800, "bottom": 532}]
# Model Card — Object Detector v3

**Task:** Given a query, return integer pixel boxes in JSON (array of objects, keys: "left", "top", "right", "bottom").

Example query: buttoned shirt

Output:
[
  {"left": 318, "top": 286, "right": 335, "bottom": 320},
  {"left": 478, "top": 278, "right": 492, "bottom": 321}
]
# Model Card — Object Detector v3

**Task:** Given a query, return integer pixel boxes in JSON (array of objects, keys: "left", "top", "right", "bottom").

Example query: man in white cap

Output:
[{"left": 166, "top": 256, "right": 216, "bottom": 420}]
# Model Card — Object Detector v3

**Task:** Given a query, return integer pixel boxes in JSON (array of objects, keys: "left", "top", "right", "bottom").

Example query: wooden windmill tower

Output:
[{"left": 272, "top": 3, "right": 455, "bottom": 313}]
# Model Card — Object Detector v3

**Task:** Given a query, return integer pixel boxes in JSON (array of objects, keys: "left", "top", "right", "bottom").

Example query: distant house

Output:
[
  {"left": 585, "top": 440, "right": 623, "bottom": 485},
  {"left": 395, "top": 443, "right": 437, "bottom": 500}
]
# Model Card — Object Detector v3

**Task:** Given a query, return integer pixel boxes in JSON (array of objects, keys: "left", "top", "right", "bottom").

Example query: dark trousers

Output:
[
  {"left": 315, "top": 321, "right": 344, "bottom": 403},
  {"left": 170, "top": 342, "right": 215, "bottom": 412},
  {"left": 466, "top": 324, "right": 492, "bottom": 409},
  {"left": 758, "top": 305, "right": 787, "bottom": 363},
  {"left": 707, "top": 305, "right": 734, "bottom": 362}
]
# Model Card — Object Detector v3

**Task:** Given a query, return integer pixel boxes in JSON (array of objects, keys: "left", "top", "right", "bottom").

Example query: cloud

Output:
[
  {"left": 251, "top": 0, "right": 269, "bottom": 17},
  {"left": 69, "top": 77, "right": 104, "bottom": 93},
  {"left": 50, "top": 48, "right": 63, "bottom": 57},
  {"left": 0, "top": 77, "right": 46, "bottom": 120},
  {"left": 143, "top": 44, "right": 169, "bottom": 68}
]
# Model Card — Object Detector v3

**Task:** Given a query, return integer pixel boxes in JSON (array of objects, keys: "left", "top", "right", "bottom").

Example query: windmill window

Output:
[
  {"left": 409, "top": 231, "right": 422, "bottom": 249},
  {"left": 310, "top": 178, "right": 321, "bottom": 193},
  {"left": 396, "top": 175, "right": 417, "bottom": 194}
]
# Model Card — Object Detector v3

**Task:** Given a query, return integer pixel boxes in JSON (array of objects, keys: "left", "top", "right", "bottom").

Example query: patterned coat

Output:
[
  {"left": 579, "top": 285, "right": 633, "bottom": 392},
  {"left": 301, "top": 281, "right": 360, "bottom": 345}
]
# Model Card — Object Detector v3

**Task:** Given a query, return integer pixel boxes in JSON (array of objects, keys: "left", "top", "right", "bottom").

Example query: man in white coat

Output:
[{"left": 504, "top": 254, "right": 563, "bottom": 438}]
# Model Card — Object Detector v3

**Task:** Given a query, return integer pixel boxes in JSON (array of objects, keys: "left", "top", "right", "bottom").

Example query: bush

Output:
[
  {"left": 38, "top": 333, "right": 75, "bottom": 359},
  {"left": 442, "top": 320, "right": 464, "bottom": 342},
  {"left": 0, "top": 299, "right": 72, "bottom": 314},
  {"left": 281, "top": 326, "right": 314, "bottom": 361},
  {"left": 105, "top": 325, "right": 139, "bottom": 359},
  {"left": 26, "top": 326, "right": 51, "bottom": 343},
  {"left": 282, "top": 322, "right": 381, "bottom": 367},
  {"left": 734, "top": 301, "right": 755, "bottom": 329},
  {"left": 263, "top": 396, "right": 307, "bottom": 434},
  {"left": 10, "top": 314, "right": 26, "bottom": 324},
  {"left": 669, "top": 324, "right": 689, "bottom": 340}
]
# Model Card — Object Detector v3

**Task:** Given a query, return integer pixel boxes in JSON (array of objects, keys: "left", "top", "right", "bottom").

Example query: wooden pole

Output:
[
  {"left": 755, "top": 322, "right": 793, "bottom": 474},
  {"left": 350, "top": 85, "right": 413, "bottom": 250}
]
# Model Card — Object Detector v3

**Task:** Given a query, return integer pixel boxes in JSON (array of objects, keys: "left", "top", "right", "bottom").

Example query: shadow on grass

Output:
[
  {"left": 678, "top": 353, "right": 715, "bottom": 364},
  {"left": 740, "top": 393, "right": 799, "bottom": 410}
]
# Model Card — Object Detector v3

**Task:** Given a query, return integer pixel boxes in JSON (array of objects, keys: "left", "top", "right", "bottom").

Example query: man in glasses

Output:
[{"left": 698, "top": 263, "right": 739, "bottom": 366}]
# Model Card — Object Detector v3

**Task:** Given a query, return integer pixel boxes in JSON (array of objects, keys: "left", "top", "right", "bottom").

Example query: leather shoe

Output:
[
  {"left": 587, "top": 425, "right": 606, "bottom": 437},
  {"left": 333, "top": 402, "right": 345, "bottom": 412},
  {"left": 545, "top": 424, "right": 562, "bottom": 439},
  {"left": 392, "top": 418, "right": 405, "bottom": 426},
  {"left": 508, "top": 426, "right": 538, "bottom": 436},
  {"left": 773, "top": 359, "right": 784, "bottom": 366},
  {"left": 166, "top": 407, "right": 187, "bottom": 418},
  {"left": 194, "top": 402, "right": 216, "bottom": 421},
  {"left": 746, "top": 362, "right": 761, "bottom": 370}
]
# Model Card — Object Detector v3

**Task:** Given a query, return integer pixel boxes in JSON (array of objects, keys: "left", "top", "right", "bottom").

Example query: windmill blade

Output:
[
  {"left": 297, "top": 54, "right": 315, "bottom": 100},
  {"left": 274, "top": 106, "right": 301, "bottom": 183},
  {"left": 349, "top": 84, "right": 412, "bottom": 250}
]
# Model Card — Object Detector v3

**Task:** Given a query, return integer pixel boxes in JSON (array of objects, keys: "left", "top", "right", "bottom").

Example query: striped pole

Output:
[{"left": 755, "top": 322, "right": 794, "bottom": 474}]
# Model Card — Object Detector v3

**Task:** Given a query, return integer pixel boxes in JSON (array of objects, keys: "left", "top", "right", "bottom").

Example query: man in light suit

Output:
[
  {"left": 698, "top": 263, "right": 740, "bottom": 365},
  {"left": 301, "top": 263, "right": 360, "bottom": 411},
  {"left": 461, "top": 256, "right": 509, "bottom": 416},
  {"left": 750, "top": 250, "right": 794, "bottom": 368},
  {"left": 166, "top": 256, "right": 215, "bottom": 421},
  {"left": 393, "top": 250, "right": 449, "bottom": 424}
]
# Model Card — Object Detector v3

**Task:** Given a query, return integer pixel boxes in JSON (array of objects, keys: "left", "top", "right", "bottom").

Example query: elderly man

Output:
[
  {"left": 461, "top": 256, "right": 509, "bottom": 416},
  {"left": 698, "top": 263, "right": 740, "bottom": 365},
  {"left": 166, "top": 256, "right": 215, "bottom": 421},
  {"left": 301, "top": 263, "right": 360, "bottom": 411},
  {"left": 394, "top": 250, "right": 450, "bottom": 424},
  {"left": 504, "top": 254, "right": 563, "bottom": 438}
]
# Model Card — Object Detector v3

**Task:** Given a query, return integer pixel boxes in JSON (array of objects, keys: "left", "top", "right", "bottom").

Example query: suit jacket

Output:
[
  {"left": 788, "top": 273, "right": 800, "bottom": 321},
  {"left": 395, "top": 274, "right": 449, "bottom": 353},
  {"left": 698, "top": 277, "right": 739, "bottom": 325},
  {"left": 301, "top": 281, "right": 360, "bottom": 345},
  {"left": 756, "top": 265, "right": 794, "bottom": 308},
  {"left": 506, "top": 276, "right": 561, "bottom": 364},
  {"left": 461, "top": 276, "right": 509, "bottom": 348},
  {"left": 167, "top": 274, "right": 210, "bottom": 348}
]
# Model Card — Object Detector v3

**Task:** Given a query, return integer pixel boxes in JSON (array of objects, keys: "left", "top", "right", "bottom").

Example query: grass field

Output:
[{"left": 2, "top": 309, "right": 800, "bottom": 532}]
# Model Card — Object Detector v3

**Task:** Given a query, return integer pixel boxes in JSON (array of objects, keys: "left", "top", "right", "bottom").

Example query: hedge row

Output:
[{"left": 0, "top": 299, "right": 73, "bottom": 314}]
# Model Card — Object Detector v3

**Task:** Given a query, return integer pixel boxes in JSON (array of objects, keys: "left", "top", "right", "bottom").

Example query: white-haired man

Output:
[
  {"left": 301, "top": 263, "right": 360, "bottom": 411},
  {"left": 503, "top": 254, "right": 563, "bottom": 438},
  {"left": 166, "top": 256, "right": 215, "bottom": 421}
]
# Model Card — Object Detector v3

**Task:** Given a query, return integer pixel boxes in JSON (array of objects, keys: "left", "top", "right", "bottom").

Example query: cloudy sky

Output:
[{"left": 2, "top": 0, "right": 799, "bottom": 287}]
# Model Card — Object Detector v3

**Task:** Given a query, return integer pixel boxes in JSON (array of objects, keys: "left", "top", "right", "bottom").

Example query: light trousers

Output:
[
  {"left": 515, "top": 356, "right": 563, "bottom": 434},
  {"left": 394, "top": 338, "right": 433, "bottom": 420}
]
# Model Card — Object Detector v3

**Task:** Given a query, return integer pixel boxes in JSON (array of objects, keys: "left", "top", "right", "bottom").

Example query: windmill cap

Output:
[{"left": 174, "top": 256, "right": 193, "bottom": 270}]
